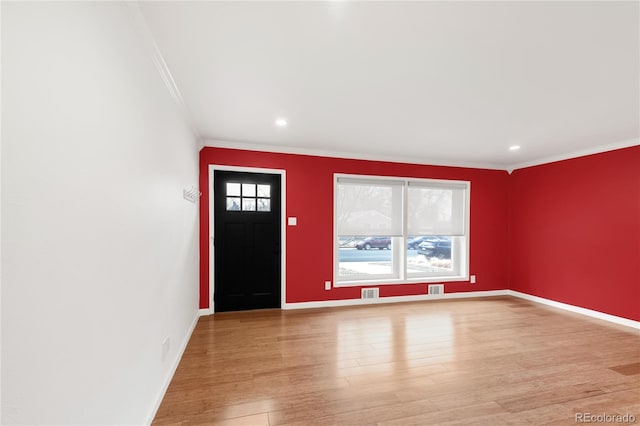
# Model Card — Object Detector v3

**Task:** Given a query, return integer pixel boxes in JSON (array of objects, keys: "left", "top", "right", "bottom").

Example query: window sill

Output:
[{"left": 333, "top": 275, "right": 469, "bottom": 288}]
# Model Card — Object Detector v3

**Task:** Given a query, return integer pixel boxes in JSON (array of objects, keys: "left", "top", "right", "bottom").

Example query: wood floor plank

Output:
[
  {"left": 153, "top": 297, "right": 640, "bottom": 425},
  {"left": 379, "top": 401, "right": 506, "bottom": 425},
  {"left": 611, "top": 362, "right": 640, "bottom": 376}
]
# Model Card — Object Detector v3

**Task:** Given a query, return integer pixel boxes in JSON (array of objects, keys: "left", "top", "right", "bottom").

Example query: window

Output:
[
  {"left": 335, "top": 175, "right": 469, "bottom": 286},
  {"left": 226, "top": 182, "right": 271, "bottom": 212}
]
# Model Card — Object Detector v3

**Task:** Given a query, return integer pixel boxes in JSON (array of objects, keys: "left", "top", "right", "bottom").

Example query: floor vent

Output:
[
  {"left": 428, "top": 284, "right": 444, "bottom": 295},
  {"left": 361, "top": 288, "right": 379, "bottom": 300}
]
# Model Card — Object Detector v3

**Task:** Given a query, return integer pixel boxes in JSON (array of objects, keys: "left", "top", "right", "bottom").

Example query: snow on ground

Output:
[{"left": 340, "top": 255, "right": 452, "bottom": 276}]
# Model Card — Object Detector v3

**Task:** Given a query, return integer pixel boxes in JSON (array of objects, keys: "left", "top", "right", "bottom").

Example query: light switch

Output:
[{"left": 288, "top": 217, "right": 297, "bottom": 226}]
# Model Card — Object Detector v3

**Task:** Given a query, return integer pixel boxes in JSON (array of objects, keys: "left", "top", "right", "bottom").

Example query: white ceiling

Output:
[{"left": 138, "top": 1, "right": 639, "bottom": 170}]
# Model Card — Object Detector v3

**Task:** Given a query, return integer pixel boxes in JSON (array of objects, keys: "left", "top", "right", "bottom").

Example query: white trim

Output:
[
  {"left": 202, "top": 138, "right": 640, "bottom": 173},
  {"left": 508, "top": 138, "right": 639, "bottom": 172},
  {"left": 125, "top": 2, "right": 201, "bottom": 143},
  {"left": 199, "top": 308, "right": 213, "bottom": 316},
  {"left": 282, "top": 289, "right": 640, "bottom": 330},
  {"left": 507, "top": 290, "right": 640, "bottom": 330},
  {"left": 333, "top": 174, "right": 470, "bottom": 286},
  {"left": 283, "top": 290, "right": 510, "bottom": 310},
  {"left": 203, "top": 139, "right": 506, "bottom": 171},
  {"left": 208, "top": 166, "right": 215, "bottom": 311},
  {"left": 334, "top": 173, "right": 470, "bottom": 187},
  {"left": 333, "top": 275, "right": 469, "bottom": 288},
  {"left": 208, "top": 165, "right": 287, "bottom": 312},
  {"left": 145, "top": 311, "right": 199, "bottom": 425}
]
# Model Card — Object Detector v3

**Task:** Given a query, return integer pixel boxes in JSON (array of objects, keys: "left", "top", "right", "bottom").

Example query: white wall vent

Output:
[
  {"left": 428, "top": 284, "right": 444, "bottom": 295},
  {"left": 361, "top": 288, "right": 379, "bottom": 300}
]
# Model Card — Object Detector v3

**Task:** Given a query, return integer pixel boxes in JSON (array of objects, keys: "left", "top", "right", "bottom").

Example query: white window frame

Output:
[{"left": 333, "top": 173, "right": 470, "bottom": 287}]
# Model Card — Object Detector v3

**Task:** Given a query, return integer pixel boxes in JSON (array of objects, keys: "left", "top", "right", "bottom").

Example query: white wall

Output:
[{"left": 1, "top": 2, "right": 199, "bottom": 424}]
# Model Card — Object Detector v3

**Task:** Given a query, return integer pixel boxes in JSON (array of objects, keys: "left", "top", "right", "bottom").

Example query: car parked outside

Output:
[
  {"left": 407, "top": 236, "right": 440, "bottom": 249},
  {"left": 355, "top": 237, "right": 391, "bottom": 250},
  {"left": 417, "top": 237, "right": 451, "bottom": 259}
]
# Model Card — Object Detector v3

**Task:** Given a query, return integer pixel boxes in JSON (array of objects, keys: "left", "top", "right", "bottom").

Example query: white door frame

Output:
[{"left": 207, "top": 164, "right": 286, "bottom": 314}]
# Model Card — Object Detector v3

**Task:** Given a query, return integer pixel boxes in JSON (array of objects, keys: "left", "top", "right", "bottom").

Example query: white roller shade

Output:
[
  {"left": 406, "top": 181, "right": 467, "bottom": 236},
  {"left": 336, "top": 178, "right": 403, "bottom": 236}
]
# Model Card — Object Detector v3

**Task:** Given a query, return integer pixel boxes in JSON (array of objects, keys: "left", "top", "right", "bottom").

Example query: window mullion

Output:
[{"left": 401, "top": 180, "right": 408, "bottom": 280}]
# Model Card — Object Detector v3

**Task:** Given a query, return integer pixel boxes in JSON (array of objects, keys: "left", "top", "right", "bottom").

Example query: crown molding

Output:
[
  {"left": 203, "top": 137, "right": 639, "bottom": 173},
  {"left": 508, "top": 138, "right": 639, "bottom": 172},
  {"left": 200, "top": 139, "right": 508, "bottom": 171},
  {"left": 125, "top": 2, "right": 201, "bottom": 144}
]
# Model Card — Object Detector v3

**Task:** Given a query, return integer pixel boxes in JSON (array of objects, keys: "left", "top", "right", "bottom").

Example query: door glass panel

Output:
[
  {"left": 242, "top": 198, "right": 256, "bottom": 211},
  {"left": 242, "top": 183, "right": 256, "bottom": 197},
  {"left": 257, "top": 198, "right": 271, "bottom": 212},
  {"left": 257, "top": 184, "right": 271, "bottom": 198},
  {"left": 225, "top": 182, "right": 272, "bottom": 213},
  {"left": 226, "top": 197, "right": 241, "bottom": 211},
  {"left": 226, "top": 182, "right": 241, "bottom": 196}
]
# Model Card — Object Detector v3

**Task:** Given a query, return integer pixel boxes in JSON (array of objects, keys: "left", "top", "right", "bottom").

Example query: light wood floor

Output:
[{"left": 153, "top": 297, "right": 640, "bottom": 425}]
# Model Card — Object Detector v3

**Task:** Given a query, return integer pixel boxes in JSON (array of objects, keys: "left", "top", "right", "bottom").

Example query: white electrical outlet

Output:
[
  {"left": 324, "top": 281, "right": 331, "bottom": 290},
  {"left": 470, "top": 275, "right": 476, "bottom": 284},
  {"left": 162, "top": 337, "right": 171, "bottom": 362}
]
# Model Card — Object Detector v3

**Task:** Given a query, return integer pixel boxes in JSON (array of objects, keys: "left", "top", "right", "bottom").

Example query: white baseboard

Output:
[
  {"left": 283, "top": 289, "right": 639, "bottom": 330},
  {"left": 145, "top": 310, "right": 200, "bottom": 425},
  {"left": 199, "top": 308, "right": 213, "bottom": 316},
  {"left": 507, "top": 290, "right": 640, "bottom": 330},
  {"left": 283, "top": 290, "right": 510, "bottom": 310}
]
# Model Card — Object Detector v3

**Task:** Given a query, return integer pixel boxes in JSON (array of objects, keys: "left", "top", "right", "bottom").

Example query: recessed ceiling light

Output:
[
  {"left": 509, "top": 145, "right": 521, "bottom": 151},
  {"left": 275, "top": 118, "right": 287, "bottom": 127}
]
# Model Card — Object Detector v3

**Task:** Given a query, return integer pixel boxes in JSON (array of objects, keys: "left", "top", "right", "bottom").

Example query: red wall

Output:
[
  {"left": 509, "top": 146, "right": 640, "bottom": 321},
  {"left": 200, "top": 147, "right": 510, "bottom": 308}
]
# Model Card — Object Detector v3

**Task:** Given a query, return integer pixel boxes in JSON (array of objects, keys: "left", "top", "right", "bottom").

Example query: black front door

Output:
[{"left": 213, "top": 170, "right": 282, "bottom": 312}]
